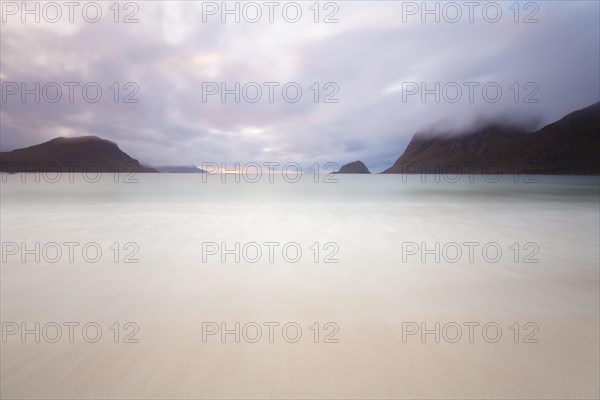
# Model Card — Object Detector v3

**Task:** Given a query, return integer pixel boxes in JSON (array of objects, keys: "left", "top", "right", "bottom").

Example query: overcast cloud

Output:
[{"left": 1, "top": 1, "right": 599, "bottom": 172}]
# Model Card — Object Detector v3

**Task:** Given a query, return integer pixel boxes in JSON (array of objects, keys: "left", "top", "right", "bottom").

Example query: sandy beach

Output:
[{"left": 1, "top": 176, "right": 598, "bottom": 399}]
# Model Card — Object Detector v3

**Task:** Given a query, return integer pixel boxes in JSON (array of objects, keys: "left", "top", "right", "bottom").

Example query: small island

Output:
[{"left": 333, "top": 161, "right": 371, "bottom": 174}]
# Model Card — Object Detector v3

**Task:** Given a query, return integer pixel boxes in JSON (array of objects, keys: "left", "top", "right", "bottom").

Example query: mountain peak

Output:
[
  {"left": 383, "top": 102, "right": 600, "bottom": 175},
  {"left": 49, "top": 135, "right": 115, "bottom": 144},
  {"left": 334, "top": 160, "right": 371, "bottom": 174},
  {"left": 0, "top": 135, "right": 156, "bottom": 173}
]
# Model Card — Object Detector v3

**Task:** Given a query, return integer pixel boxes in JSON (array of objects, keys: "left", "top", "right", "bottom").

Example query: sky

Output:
[{"left": 1, "top": 0, "right": 599, "bottom": 172}]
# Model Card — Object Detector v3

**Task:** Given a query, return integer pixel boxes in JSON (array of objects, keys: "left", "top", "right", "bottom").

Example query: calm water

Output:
[
  {"left": 2, "top": 174, "right": 598, "bottom": 261},
  {"left": 1, "top": 174, "right": 599, "bottom": 399}
]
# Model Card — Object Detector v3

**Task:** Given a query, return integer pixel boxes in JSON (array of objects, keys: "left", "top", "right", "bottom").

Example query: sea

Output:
[{"left": 1, "top": 173, "right": 599, "bottom": 399}]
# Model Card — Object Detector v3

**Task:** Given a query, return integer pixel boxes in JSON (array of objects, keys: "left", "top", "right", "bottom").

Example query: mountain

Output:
[
  {"left": 0, "top": 136, "right": 157, "bottom": 173},
  {"left": 383, "top": 102, "right": 600, "bottom": 175},
  {"left": 334, "top": 160, "right": 371, "bottom": 174},
  {"left": 155, "top": 166, "right": 207, "bottom": 173}
]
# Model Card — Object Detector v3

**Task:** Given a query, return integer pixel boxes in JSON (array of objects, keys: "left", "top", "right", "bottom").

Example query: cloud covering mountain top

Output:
[{"left": 1, "top": 1, "right": 598, "bottom": 171}]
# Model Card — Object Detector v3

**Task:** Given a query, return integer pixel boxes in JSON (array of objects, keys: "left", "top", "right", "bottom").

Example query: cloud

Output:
[{"left": 1, "top": 1, "right": 598, "bottom": 172}]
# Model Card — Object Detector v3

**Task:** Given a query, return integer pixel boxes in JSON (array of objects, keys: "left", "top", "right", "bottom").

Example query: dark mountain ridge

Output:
[
  {"left": 0, "top": 136, "right": 157, "bottom": 173},
  {"left": 383, "top": 102, "right": 600, "bottom": 175}
]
